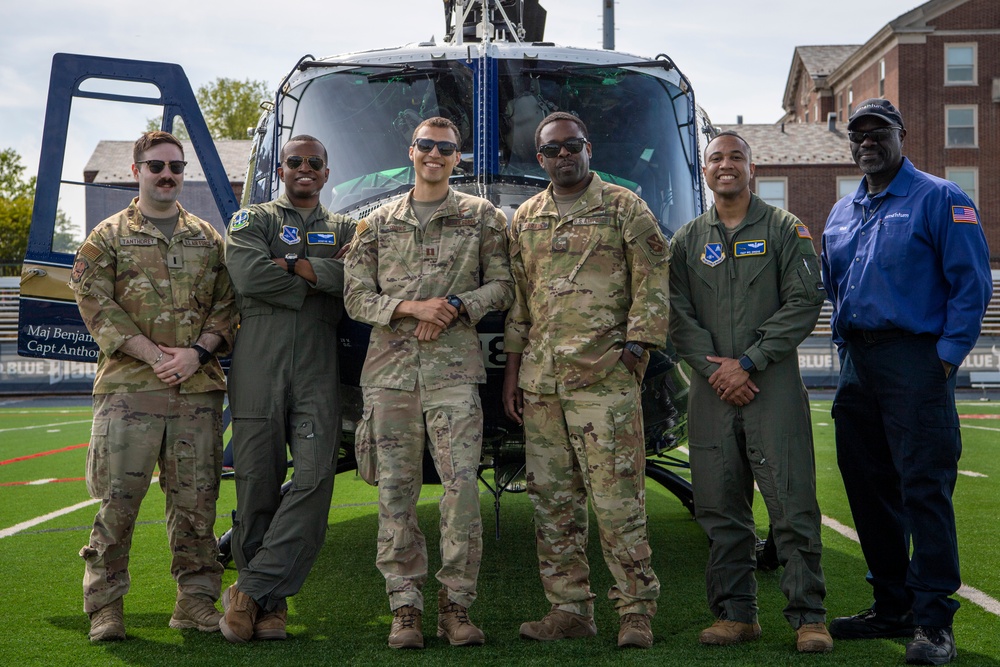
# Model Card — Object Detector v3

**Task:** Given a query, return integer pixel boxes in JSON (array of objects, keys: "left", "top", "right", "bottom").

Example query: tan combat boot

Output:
[
  {"left": 254, "top": 609, "right": 288, "bottom": 640},
  {"left": 169, "top": 595, "right": 222, "bottom": 632},
  {"left": 89, "top": 597, "right": 125, "bottom": 642},
  {"left": 519, "top": 607, "right": 597, "bottom": 641},
  {"left": 618, "top": 613, "right": 653, "bottom": 649},
  {"left": 796, "top": 622, "right": 834, "bottom": 653},
  {"left": 388, "top": 605, "right": 423, "bottom": 649},
  {"left": 437, "top": 588, "right": 485, "bottom": 646},
  {"left": 219, "top": 584, "right": 259, "bottom": 644},
  {"left": 698, "top": 619, "right": 762, "bottom": 645}
]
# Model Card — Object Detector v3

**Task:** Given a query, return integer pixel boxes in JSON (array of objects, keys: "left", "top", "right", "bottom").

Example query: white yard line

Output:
[{"left": 0, "top": 420, "right": 91, "bottom": 434}]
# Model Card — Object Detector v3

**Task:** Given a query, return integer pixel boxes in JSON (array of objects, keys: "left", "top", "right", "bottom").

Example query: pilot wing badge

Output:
[{"left": 701, "top": 242, "right": 725, "bottom": 267}]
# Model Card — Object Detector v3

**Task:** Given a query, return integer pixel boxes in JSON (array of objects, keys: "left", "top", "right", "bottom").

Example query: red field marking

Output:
[
  {"left": 0, "top": 443, "right": 89, "bottom": 466},
  {"left": 0, "top": 477, "right": 86, "bottom": 487}
]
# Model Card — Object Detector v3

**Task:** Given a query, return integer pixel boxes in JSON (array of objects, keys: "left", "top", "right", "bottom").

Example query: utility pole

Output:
[{"left": 602, "top": 0, "right": 614, "bottom": 50}]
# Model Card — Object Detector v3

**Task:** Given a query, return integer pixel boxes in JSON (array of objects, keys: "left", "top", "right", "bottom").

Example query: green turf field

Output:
[{"left": 1, "top": 399, "right": 998, "bottom": 665}]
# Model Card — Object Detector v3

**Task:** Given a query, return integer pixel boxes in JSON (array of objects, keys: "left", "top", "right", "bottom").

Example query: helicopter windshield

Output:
[{"left": 274, "top": 56, "right": 698, "bottom": 234}]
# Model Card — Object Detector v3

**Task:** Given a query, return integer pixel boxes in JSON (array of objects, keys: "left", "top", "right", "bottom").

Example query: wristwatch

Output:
[
  {"left": 446, "top": 295, "right": 463, "bottom": 312},
  {"left": 285, "top": 253, "right": 298, "bottom": 274},
  {"left": 738, "top": 354, "right": 755, "bottom": 372},
  {"left": 623, "top": 341, "right": 645, "bottom": 358},
  {"left": 191, "top": 344, "right": 213, "bottom": 366}
]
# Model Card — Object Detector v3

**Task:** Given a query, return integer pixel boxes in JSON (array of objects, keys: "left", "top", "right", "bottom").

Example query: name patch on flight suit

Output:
[
  {"left": 734, "top": 240, "right": 766, "bottom": 257},
  {"left": 119, "top": 237, "right": 157, "bottom": 246},
  {"left": 307, "top": 232, "right": 337, "bottom": 245},
  {"left": 701, "top": 242, "right": 725, "bottom": 267},
  {"left": 280, "top": 225, "right": 301, "bottom": 245},
  {"left": 230, "top": 209, "right": 251, "bottom": 231}
]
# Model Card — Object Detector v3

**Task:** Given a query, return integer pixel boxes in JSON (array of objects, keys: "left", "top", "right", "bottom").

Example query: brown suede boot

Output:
[
  {"left": 618, "top": 613, "right": 653, "bottom": 649},
  {"left": 219, "top": 584, "right": 259, "bottom": 644},
  {"left": 797, "top": 622, "right": 834, "bottom": 653},
  {"left": 89, "top": 597, "right": 125, "bottom": 642},
  {"left": 254, "top": 609, "right": 288, "bottom": 640},
  {"left": 169, "top": 596, "right": 222, "bottom": 632},
  {"left": 388, "top": 605, "right": 423, "bottom": 649},
  {"left": 437, "top": 588, "right": 485, "bottom": 646},
  {"left": 699, "top": 619, "right": 762, "bottom": 645},
  {"left": 519, "top": 607, "right": 597, "bottom": 641}
]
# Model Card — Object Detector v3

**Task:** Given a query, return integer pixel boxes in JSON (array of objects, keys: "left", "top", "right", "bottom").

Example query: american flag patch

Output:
[
  {"left": 952, "top": 206, "right": 978, "bottom": 224},
  {"left": 796, "top": 225, "right": 812, "bottom": 239}
]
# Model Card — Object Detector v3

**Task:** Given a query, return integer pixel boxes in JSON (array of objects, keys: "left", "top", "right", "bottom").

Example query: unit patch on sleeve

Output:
[
  {"left": 952, "top": 205, "right": 979, "bottom": 224},
  {"left": 230, "top": 209, "right": 251, "bottom": 232},
  {"left": 701, "top": 242, "right": 725, "bottom": 267},
  {"left": 307, "top": 232, "right": 337, "bottom": 245},
  {"left": 734, "top": 240, "right": 766, "bottom": 257}
]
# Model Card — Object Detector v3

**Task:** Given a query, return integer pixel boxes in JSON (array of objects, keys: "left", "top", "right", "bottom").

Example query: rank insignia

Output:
[
  {"left": 307, "top": 232, "right": 337, "bottom": 245},
  {"left": 552, "top": 237, "right": 568, "bottom": 252},
  {"left": 701, "top": 242, "right": 725, "bottom": 267},
  {"left": 230, "top": 209, "right": 250, "bottom": 232},
  {"left": 734, "top": 240, "right": 766, "bottom": 257},
  {"left": 280, "top": 225, "right": 301, "bottom": 245}
]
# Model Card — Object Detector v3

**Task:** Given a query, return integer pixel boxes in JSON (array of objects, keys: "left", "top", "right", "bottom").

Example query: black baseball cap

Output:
[{"left": 848, "top": 98, "right": 905, "bottom": 130}]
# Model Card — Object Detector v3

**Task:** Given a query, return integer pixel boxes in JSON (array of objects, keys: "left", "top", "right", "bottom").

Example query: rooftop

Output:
[{"left": 83, "top": 139, "right": 251, "bottom": 184}]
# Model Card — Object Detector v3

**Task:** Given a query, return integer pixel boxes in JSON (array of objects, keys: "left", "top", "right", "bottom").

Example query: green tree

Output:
[
  {"left": 147, "top": 77, "right": 268, "bottom": 140},
  {"left": 0, "top": 148, "right": 36, "bottom": 276},
  {"left": 0, "top": 148, "right": 77, "bottom": 276}
]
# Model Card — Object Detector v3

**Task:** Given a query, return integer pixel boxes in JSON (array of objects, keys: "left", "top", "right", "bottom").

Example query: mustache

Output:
[{"left": 155, "top": 178, "right": 177, "bottom": 187}]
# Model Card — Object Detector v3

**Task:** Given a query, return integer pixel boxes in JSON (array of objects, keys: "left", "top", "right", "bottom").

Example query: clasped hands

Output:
[{"left": 706, "top": 355, "right": 760, "bottom": 407}]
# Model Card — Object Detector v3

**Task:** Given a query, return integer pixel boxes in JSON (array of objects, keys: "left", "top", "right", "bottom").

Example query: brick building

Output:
[{"left": 723, "top": 0, "right": 999, "bottom": 266}]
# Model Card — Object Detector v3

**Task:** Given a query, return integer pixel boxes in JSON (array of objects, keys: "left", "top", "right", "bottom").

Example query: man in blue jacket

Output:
[{"left": 822, "top": 99, "right": 992, "bottom": 666}]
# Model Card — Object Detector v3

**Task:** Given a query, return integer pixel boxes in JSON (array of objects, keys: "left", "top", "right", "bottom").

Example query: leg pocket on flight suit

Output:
[
  {"left": 688, "top": 440, "right": 723, "bottom": 512},
  {"left": 747, "top": 437, "right": 788, "bottom": 521},
  {"left": 355, "top": 403, "right": 378, "bottom": 486},
  {"left": 168, "top": 439, "right": 199, "bottom": 509},
  {"left": 291, "top": 419, "right": 319, "bottom": 490},
  {"left": 86, "top": 419, "right": 111, "bottom": 500}
]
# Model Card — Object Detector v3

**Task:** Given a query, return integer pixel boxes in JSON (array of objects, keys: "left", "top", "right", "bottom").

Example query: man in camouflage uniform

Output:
[
  {"left": 71, "top": 130, "right": 236, "bottom": 642},
  {"left": 668, "top": 132, "right": 831, "bottom": 653},
  {"left": 345, "top": 116, "right": 513, "bottom": 649},
  {"left": 220, "top": 136, "right": 356, "bottom": 643},
  {"left": 502, "top": 112, "right": 668, "bottom": 649}
]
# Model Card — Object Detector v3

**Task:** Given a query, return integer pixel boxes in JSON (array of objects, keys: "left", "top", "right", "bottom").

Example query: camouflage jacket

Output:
[
  {"left": 71, "top": 198, "right": 235, "bottom": 395},
  {"left": 669, "top": 194, "right": 824, "bottom": 379},
  {"left": 504, "top": 174, "right": 670, "bottom": 393},
  {"left": 344, "top": 188, "right": 514, "bottom": 391},
  {"left": 224, "top": 194, "right": 355, "bottom": 325}
]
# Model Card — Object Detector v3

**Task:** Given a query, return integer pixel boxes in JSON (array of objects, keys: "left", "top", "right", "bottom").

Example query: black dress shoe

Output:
[
  {"left": 829, "top": 607, "right": 914, "bottom": 639},
  {"left": 906, "top": 626, "right": 956, "bottom": 665}
]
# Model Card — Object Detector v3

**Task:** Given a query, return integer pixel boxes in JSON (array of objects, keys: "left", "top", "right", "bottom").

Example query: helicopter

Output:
[{"left": 17, "top": 0, "right": 710, "bottom": 535}]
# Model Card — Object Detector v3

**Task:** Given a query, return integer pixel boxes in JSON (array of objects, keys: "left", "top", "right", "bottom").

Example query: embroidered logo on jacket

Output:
[
  {"left": 734, "top": 240, "right": 766, "bottom": 257},
  {"left": 701, "top": 242, "right": 725, "bottom": 267},
  {"left": 280, "top": 225, "right": 301, "bottom": 245}
]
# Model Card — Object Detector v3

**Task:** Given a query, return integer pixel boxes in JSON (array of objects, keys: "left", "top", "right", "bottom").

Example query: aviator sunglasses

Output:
[
  {"left": 537, "top": 138, "right": 588, "bottom": 158},
  {"left": 412, "top": 138, "right": 459, "bottom": 156},
  {"left": 847, "top": 126, "right": 902, "bottom": 144},
  {"left": 284, "top": 155, "right": 326, "bottom": 170},
  {"left": 136, "top": 160, "right": 187, "bottom": 175}
]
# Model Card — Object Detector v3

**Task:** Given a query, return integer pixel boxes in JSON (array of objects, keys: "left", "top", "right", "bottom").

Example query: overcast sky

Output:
[{"left": 1, "top": 0, "right": 921, "bottom": 184}]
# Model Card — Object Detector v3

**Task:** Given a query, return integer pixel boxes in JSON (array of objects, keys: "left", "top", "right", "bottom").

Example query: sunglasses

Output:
[
  {"left": 412, "top": 138, "right": 459, "bottom": 156},
  {"left": 847, "top": 127, "right": 902, "bottom": 144},
  {"left": 537, "top": 138, "right": 588, "bottom": 158},
  {"left": 137, "top": 160, "right": 187, "bottom": 175},
  {"left": 284, "top": 155, "right": 326, "bottom": 170}
]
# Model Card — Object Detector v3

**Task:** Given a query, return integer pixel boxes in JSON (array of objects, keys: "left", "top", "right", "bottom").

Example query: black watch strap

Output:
[
  {"left": 738, "top": 354, "right": 755, "bottom": 372},
  {"left": 192, "top": 344, "right": 213, "bottom": 366},
  {"left": 624, "top": 341, "right": 645, "bottom": 357},
  {"left": 447, "top": 295, "right": 463, "bottom": 311}
]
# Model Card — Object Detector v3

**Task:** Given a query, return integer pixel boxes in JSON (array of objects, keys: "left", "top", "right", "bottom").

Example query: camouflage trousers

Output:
[
  {"left": 522, "top": 363, "right": 659, "bottom": 617},
  {"left": 362, "top": 384, "right": 483, "bottom": 612},
  {"left": 81, "top": 388, "right": 224, "bottom": 613}
]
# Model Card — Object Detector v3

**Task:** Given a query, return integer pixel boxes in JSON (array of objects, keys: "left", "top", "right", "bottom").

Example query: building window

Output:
[
  {"left": 837, "top": 176, "right": 860, "bottom": 200},
  {"left": 879, "top": 59, "right": 885, "bottom": 96},
  {"left": 757, "top": 178, "right": 787, "bottom": 210},
  {"left": 848, "top": 87, "right": 853, "bottom": 116},
  {"left": 838, "top": 92, "right": 844, "bottom": 121},
  {"left": 945, "top": 44, "right": 976, "bottom": 85},
  {"left": 946, "top": 105, "right": 977, "bottom": 147},
  {"left": 946, "top": 167, "right": 978, "bottom": 205}
]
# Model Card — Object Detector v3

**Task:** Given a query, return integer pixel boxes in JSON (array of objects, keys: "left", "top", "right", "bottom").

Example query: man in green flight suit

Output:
[
  {"left": 220, "top": 135, "right": 356, "bottom": 643},
  {"left": 669, "top": 131, "right": 831, "bottom": 653}
]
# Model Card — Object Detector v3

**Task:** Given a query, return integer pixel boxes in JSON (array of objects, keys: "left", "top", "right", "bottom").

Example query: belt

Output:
[{"left": 848, "top": 328, "right": 911, "bottom": 344}]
